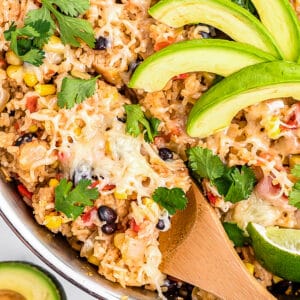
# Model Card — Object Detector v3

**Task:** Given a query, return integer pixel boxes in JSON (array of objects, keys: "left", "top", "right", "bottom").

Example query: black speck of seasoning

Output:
[
  {"left": 9, "top": 110, "right": 15, "bottom": 117},
  {"left": 98, "top": 205, "right": 117, "bottom": 224},
  {"left": 101, "top": 223, "right": 117, "bottom": 235},
  {"left": 156, "top": 219, "right": 165, "bottom": 231},
  {"left": 95, "top": 36, "right": 108, "bottom": 50},
  {"left": 117, "top": 116, "right": 126, "bottom": 123},
  {"left": 115, "top": 0, "right": 122, "bottom": 3},
  {"left": 158, "top": 148, "right": 173, "bottom": 161},
  {"left": 14, "top": 133, "right": 37, "bottom": 146}
]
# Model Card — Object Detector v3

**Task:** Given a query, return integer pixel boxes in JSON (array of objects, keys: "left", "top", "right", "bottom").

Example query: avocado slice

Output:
[
  {"left": 148, "top": 0, "right": 282, "bottom": 58},
  {"left": 128, "top": 39, "right": 276, "bottom": 92},
  {"left": 251, "top": 0, "right": 300, "bottom": 62},
  {"left": 187, "top": 61, "right": 300, "bottom": 138},
  {"left": 0, "top": 262, "right": 64, "bottom": 300}
]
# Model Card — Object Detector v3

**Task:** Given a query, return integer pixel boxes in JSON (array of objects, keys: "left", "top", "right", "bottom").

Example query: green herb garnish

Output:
[
  {"left": 289, "top": 165, "right": 300, "bottom": 208},
  {"left": 124, "top": 104, "right": 161, "bottom": 142},
  {"left": 223, "top": 222, "right": 250, "bottom": 247},
  {"left": 55, "top": 178, "right": 99, "bottom": 219},
  {"left": 152, "top": 187, "right": 188, "bottom": 215},
  {"left": 187, "top": 146, "right": 256, "bottom": 203},
  {"left": 57, "top": 76, "right": 99, "bottom": 109}
]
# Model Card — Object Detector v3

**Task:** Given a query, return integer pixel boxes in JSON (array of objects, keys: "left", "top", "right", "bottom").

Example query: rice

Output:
[{"left": 1, "top": 0, "right": 300, "bottom": 299}]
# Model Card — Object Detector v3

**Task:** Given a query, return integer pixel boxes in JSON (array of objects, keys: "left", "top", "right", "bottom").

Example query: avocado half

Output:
[
  {"left": 187, "top": 61, "right": 300, "bottom": 138},
  {"left": 0, "top": 261, "right": 65, "bottom": 300},
  {"left": 128, "top": 39, "right": 276, "bottom": 92},
  {"left": 251, "top": 0, "right": 300, "bottom": 62},
  {"left": 149, "top": 0, "right": 282, "bottom": 58}
]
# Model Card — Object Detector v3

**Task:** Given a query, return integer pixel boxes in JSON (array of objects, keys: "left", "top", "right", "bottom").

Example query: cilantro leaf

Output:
[
  {"left": 43, "top": 0, "right": 95, "bottom": 48},
  {"left": 152, "top": 187, "right": 188, "bottom": 215},
  {"left": 20, "top": 49, "right": 45, "bottom": 66},
  {"left": 17, "top": 24, "right": 40, "bottom": 38},
  {"left": 4, "top": 22, "right": 17, "bottom": 41},
  {"left": 124, "top": 104, "right": 161, "bottom": 143},
  {"left": 57, "top": 76, "right": 98, "bottom": 109},
  {"left": 224, "top": 166, "right": 256, "bottom": 203},
  {"left": 289, "top": 182, "right": 300, "bottom": 208},
  {"left": 29, "top": 20, "right": 52, "bottom": 48},
  {"left": 55, "top": 179, "right": 99, "bottom": 219},
  {"left": 223, "top": 222, "right": 250, "bottom": 247},
  {"left": 291, "top": 164, "right": 300, "bottom": 178},
  {"left": 187, "top": 146, "right": 225, "bottom": 181},
  {"left": 50, "top": 0, "right": 90, "bottom": 17}
]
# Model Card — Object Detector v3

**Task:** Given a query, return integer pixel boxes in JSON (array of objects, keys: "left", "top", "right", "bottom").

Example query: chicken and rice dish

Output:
[{"left": 1, "top": 0, "right": 300, "bottom": 299}]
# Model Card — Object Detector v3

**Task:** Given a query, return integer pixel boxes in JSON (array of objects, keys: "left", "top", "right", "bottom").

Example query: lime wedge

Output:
[{"left": 247, "top": 222, "right": 300, "bottom": 282}]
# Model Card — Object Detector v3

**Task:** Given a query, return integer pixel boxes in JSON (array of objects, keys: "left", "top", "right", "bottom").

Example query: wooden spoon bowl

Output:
[{"left": 159, "top": 181, "right": 275, "bottom": 300}]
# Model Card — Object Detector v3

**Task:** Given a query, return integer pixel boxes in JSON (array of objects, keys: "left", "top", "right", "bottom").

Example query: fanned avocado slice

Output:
[
  {"left": 148, "top": 0, "right": 282, "bottom": 58},
  {"left": 187, "top": 61, "right": 300, "bottom": 138},
  {"left": 0, "top": 262, "right": 64, "bottom": 300},
  {"left": 128, "top": 39, "right": 276, "bottom": 92},
  {"left": 251, "top": 0, "right": 300, "bottom": 62}
]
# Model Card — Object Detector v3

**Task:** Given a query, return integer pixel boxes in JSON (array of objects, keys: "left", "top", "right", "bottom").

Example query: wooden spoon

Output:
[{"left": 159, "top": 181, "right": 275, "bottom": 300}]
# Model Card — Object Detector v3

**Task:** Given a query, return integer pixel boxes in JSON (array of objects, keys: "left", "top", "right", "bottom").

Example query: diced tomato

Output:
[
  {"left": 206, "top": 191, "right": 217, "bottom": 205},
  {"left": 280, "top": 103, "right": 300, "bottom": 130},
  {"left": 173, "top": 73, "right": 189, "bottom": 80},
  {"left": 26, "top": 96, "right": 39, "bottom": 113},
  {"left": 17, "top": 184, "right": 33, "bottom": 200},
  {"left": 154, "top": 37, "right": 175, "bottom": 51},
  {"left": 90, "top": 180, "right": 100, "bottom": 189},
  {"left": 102, "top": 184, "right": 116, "bottom": 191},
  {"left": 129, "top": 218, "right": 140, "bottom": 233},
  {"left": 57, "top": 151, "right": 70, "bottom": 162},
  {"left": 82, "top": 207, "right": 97, "bottom": 224},
  {"left": 14, "top": 122, "right": 20, "bottom": 131}
]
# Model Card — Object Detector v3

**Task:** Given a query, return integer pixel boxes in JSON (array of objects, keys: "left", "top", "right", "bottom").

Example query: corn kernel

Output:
[
  {"left": 289, "top": 155, "right": 300, "bottom": 169},
  {"left": 6, "top": 65, "right": 23, "bottom": 81},
  {"left": 51, "top": 160, "right": 59, "bottom": 169},
  {"left": 142, "top": 197, "right": 154, "bottom": 206},
  {"left": 35, "top": 84, "right": 56, "bottom": 96},
  {"left": 28, "top": 124, "right": 38, "bottom": 133},
  {"left": 87, "top": 255, "right": 100, "bottom": 266},
  {"left": 44, "top": 215, "right": 62, "bottom": 230},
  {"left": 74, "top": 127, "right": 81, "bottom": 136},
  {"left": 44, "top": 36, "right": 65, "bottom": 54},
  {"left": 114, "top": 191, "right": 127, "bottom": 200},
  {"left": 114, "top": 233, "right": 125, "bottom": 249},
  {"left": 49, "top": 178, "right": 59, "bottom": 188},
  {"left": 261, "top": 115, "right": 281, "bottom": 140},
  {"left": 23, "top": 73, "right": 38, "bottom": 87},
  {"left": 244, "top": 262, "right": 254, "bottom": 275},
  {"left": 105, "top": 141, "right": 111, "bottom": 155},
  {"left": 71, "top": 69, "right": 91, "bottom": 80},
  {"left": 6, "top": 51, "right": 22, "bottom": 66}
]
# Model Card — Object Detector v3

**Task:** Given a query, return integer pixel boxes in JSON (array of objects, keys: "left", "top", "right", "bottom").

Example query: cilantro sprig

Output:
[
  {"left": 152, "top": 187, "right": 188, "bottom": 215},
  {"left": 57, "top": 76, "right": 99, "bottom": 109},
  {"left": 124, "top": 104, "right": 161, "bottom": 142},
  {"left": 187, "top": 146, "right": 256, "bottom": 203},
  {"left": 288, "top": 164, "right": 300, "bottom": 208},
  {"left": 4, "top": 0, "right": 94, "bottom": 66},
  {"left": 223, "top": 222, "right": 250, "bottom": 247},
  {"left": 55, "top": 178, "right": 99, "bottom": 219}
]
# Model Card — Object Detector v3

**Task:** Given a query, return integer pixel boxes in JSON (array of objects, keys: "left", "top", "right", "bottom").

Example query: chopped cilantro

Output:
[
  {"left": 57, "top": 76, "right": 99, "bottom": 109},
  {"left": 152, "top": 187, "right": 188, "bottom": 215},
  {"left": 124, "top": 104, "right": 161, "bottom": 142},
  {"left": 4, "top": 0, "right": 94, "bottom": 66},
  {"left": 289, "top": 165, "right": 300, "bottom": 208},
  {"left": 55, "top": 179, "right": 99, "bottom": 219},
  {"left": 187, "top": 146, "right": 256, "bottom": 203},
  {"left": 187, "top": 147, "right": 224, "bottom": 180},
  {"left": 223, "top": 222, "right": 250, "bottom": 247}
]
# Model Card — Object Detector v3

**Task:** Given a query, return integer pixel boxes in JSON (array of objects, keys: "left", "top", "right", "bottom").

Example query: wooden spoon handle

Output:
[{"left": 159, "top": 182, "right": 275, "bottom": 300}]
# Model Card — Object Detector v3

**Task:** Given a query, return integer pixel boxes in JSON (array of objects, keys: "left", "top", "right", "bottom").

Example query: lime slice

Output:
[{"left": 247, "top": 222, "right": 300, "bottom": 282}]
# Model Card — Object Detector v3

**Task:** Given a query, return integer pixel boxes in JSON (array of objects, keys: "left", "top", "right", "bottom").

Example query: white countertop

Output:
[{"left": 0, "top": 216, "right": 97, "bottom": 300}]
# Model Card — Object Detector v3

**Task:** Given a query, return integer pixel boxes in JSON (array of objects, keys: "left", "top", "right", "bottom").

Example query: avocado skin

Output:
[
  {"left": 149, "top": 0, "right": 282, "bottom": 58},
  {"left": 187, "top": 61, "right": 300, "bottom": 138},
  {"left": 0, "top": 261, "right": 66, "bottom": 300},
  {"left": 129, "top": 39, "right": 276, "bottom": 92}
]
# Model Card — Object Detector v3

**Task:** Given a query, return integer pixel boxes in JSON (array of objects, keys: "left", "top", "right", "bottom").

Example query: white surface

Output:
[{"left": 0, "top": 216, "right": 97, "bottom": 300}]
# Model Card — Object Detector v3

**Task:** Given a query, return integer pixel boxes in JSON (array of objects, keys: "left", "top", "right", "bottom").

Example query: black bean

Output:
[
  {"left": 158, "top": 148, "right": 173, "bottom": 161},
  {"left": 9, "top": 110, "right": 15, "bottom": 117},
  {"left": 101, "top": 223, "right": 117, "bottom": 235},
  {"left": 128, "top": 57, "right": 143, "bottom": 74},
  {"left": 73, "top": 161, "right": 92, "bottom": 185},
  {"left": 98, "top": 205, "right": 117, "bottom": 223},
  {"left": 200, "top": 31, "right": 210, "bottom": 39},
  {"left": 95, "top": 36, "right": 108, "bottom": 50},
  {"left": 156, "top": 219, "right": 165, "bottom": 230},
  {"left": 14, "top": 133, "right": 37, "bottom": 146}
]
